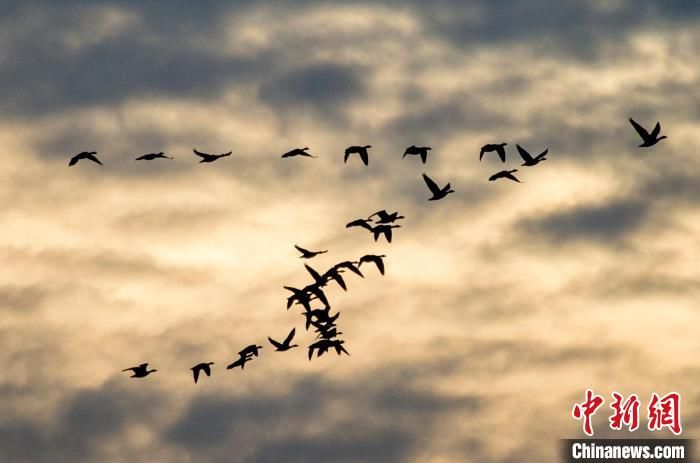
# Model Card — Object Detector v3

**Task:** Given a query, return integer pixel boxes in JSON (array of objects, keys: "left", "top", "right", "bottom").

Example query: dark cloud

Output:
[{"left": 518, "top": 198, "right": 650, "bottom": 244}]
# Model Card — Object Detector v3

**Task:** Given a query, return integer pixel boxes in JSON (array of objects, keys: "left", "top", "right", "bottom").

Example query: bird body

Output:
[
  {"left": 122, "top": 363, "right": 157, "bottom": 378},
  {"left": 403, "top": 145, "right": 431, "bottom": 163},
  {"left": 268, "top": 328, "right": 298, "bottom": 351},
  {"left": 282, "top": 147, "right": 316, "bottom": 158},
  {"left": 422, "top": 173, "right": 454, "bottom": 200},
  {"left": 516, "top": 144, "right": 548, "bottom": 166},
  {"left": 344, "top": 145, "right": 371, "bottom": 165},
  {"left": 479, "top": 143, "right": 507, "bottom": 162},
  {"left": 629, "top": 118, "right": 666, "bottom": 147},
  {"left": 489, "top": 169, "right": 522, "bottom": 183},
  {"left": 69, "top": 151, "right": 102, "bottom": 166},
  {"left": 135, "top": 152, "right": 173, "bottom": 161},
  {"left": 193, "top": 148, "right": 232, "bottom": 163},
  {"left": 190, "top": 362, "right": 214, "bottom": 383}
]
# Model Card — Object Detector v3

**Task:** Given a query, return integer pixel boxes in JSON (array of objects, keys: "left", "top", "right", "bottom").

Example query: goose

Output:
[
  {"left": 403, "top": 145, "right": 431, "bottom": 163},
  {"left": 135, "top": 152, "right": 173, "bottom": 161},
  {"left": 268, "top": 328, "right": 298, "bottom": 352},
  {"left": 69, "top": 151, "right": 102, "bottom": 166},
  {"left": 422, "top": 173, "right": 454, "bottom": 201},
  {"left": 479, "top": 143, "right": 507, "bottom": 162},
  {"left": 629, "top": 118, "right": 666, "bottom": 147},
  {"left": 516, "top": 144, "right": 548, "bottom": 166},
  {"left": 344, "top": 145, "right": 371, "bottom": 165},
  {"left": 122, "top": 363, "right": 157, "bottom": 378},
  {"left": 294, "top": 245, "right": 327, "bottom": 259},
  {"left": 193, "top": 148, "right": 232, "bottom": 163},
  {"left": 282, "top": 147, "right": 316, "bottom": 158},
  {"left": 489, "top": 169, "right": 522, "bottom": 183},
  {"left": 190, "top": 362, "right": 214, "bottom": 383}
]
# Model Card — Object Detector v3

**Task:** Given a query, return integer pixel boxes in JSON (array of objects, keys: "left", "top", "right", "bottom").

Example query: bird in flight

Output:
[
  {"left": 344, "top": 145, "right": 372, "bottom": 166},
  {"left": 403, "top": 145, "right": 431, "bottom": 163},
  {"left": 358, "top": 254, "right": 386, "bottom": 275},
  {"left": 372, "top": 224, "right": 401, "bottom": 243},
  {"left": 368, "top": 210, "right": 405, "bottom": 224},
  {"left": 308, "top": 339, "right": 350, "bottom": 360},
  {"left": 489, "top": 169, "right": 522, "bottom": 183},
  {"left": 629, "top": 118, "right": 667, "bottom": 147},
  {"left": 69, "top": 151, "right": 102, "bottom": 166},
  {"left": 479, "top": 143, "right": 507, "bottom": 162},
  {"left": 295, "top": 245, "right": 327, "bottom": 259},
  {"left": 516, "top": 144, "right": 548, "bottom": 166},
  {"left": 193, "top": 148, "right": 232, "bottom": 163},
  {"left": 122, "top": 363, "right": 157, "bottom": 378},
  {"left": 190, "top": 362, "right": 214, "bottom": 384},
  {"left": 346, "top": 218, "right": 374, "bottom": 231},
  {"left": 268, "top": 328, "right": 298, "bottom": 352},
  {"left": 282, "top": 147, "right": 316, "bottom": 158},
  {"left": 135, "top": 152, "right": 173, "bottom": 161},
  {"left": 226, "top": 355, "right": 253, "bottom": 370},
  {"left": 422, "top": 173, "right": 454, "bottom": 201},
  {"left": 238, "top": 344, "right": 263, "bottom": 358}
]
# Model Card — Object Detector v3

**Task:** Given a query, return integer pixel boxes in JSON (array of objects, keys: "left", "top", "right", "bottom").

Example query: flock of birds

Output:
[{"left": 111, "top": 117, "right": 667, "bottom": 383}]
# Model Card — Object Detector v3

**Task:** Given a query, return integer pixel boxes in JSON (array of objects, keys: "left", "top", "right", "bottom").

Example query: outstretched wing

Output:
[
  {"left": 496, "top": 146, "right": 506, "bottom": 162},
  {"left": 294, "top": 244, "right": 309, "bottom": 255},
  {"left": 650, "top": 122, "right": 662, "bottom": 138},
  {"left": 420, "top": 150, "right": 427, "bottom": 163},
  {"left": 283, "top": 327, "right": 296, "bottom": 345},
  {"left": 629, "top": 118, "right": 649, "bottom": 138},
  {"left": 516, "top": 144, "right": 533, "bottom": 162},
  {"left": 304, "top": 264, "right": 324, "bottom": 284},
  {"left": 192, "top": 148, "right": 209, "bottom": 158},
  {"left": 193, "top": 367, "right": 200, "bottom": 384},
  {"left": 359, "top": 150, "right": 369, "bottom": 165},
  {"left": 268, "top": 337, "right": 283, "bottom": 349},
  {"left": 536, "top": 148, "right": 549, "bottom": 160},
  {"left": 422, "top": 173, "right": 440, "bottom": 195}
]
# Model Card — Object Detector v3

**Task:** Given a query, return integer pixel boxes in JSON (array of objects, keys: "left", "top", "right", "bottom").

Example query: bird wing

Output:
[
  {"left": 385, "top": 227, "right": 393, "bottom": 243},
  {"left": 496, "top": 146, "right": 506, "bottom": 162},
  {"left": 85, "top": 154, "right": 102, "bottom": 165},
  {"left": 346, "top": 219, "right": 372, "bottom": 231},
  {"left": 629, "top": 118, "right": 649, "bottom": 138},
  {"left": 505, "top": 172, "right": 521, "bottom": 183},
  {"left": 650, "top": 122, "right": 662, "bottom": 138},
  {"left": 422, "top": 174, "right": 440, "bottom": 195},
  {"left": 121, "top": 367, "right": 136, "bottom": 372},
  {"left": 294, "top": 244, "right": 309, "bottom": 255},
  {"left": 535, "top": 148, "right": 549, "bottom": 160},
  {"left": 420, "top": 150, "right": 427, "bottom": 163},
  {"left": 268, "top": 337, "right": 283, "bottom": 349},
  {"left": 192, "top": 148, "right": 209, "bottom": 158},
  {"left": 283, "top": 327, "right": 296, "bottom": 345},
  {"left": 359, "top": 150, "right": 369, "bottom": 165},
  {"left": 304, "top": 264, "right": 324, "bottom": 284},
  {"left": 135, "top": 154, "right": 147, "bottom": 161},
  {"left": 343, "top": 151, "right": 350, "bottom": 163},
  {"left": 516, "top": 144, "right": 533, "bottom": 162},
  {"left": 219, "top": 151, "right": 232, "bottom": 157},
  {"left": 68, "top": 156, "right": 79, "bottom": 166},
  {"left": 193, "top": 367, "right": 200, "bottom": 383}
]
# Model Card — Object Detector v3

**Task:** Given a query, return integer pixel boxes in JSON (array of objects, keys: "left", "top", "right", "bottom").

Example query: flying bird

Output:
[
  {"left": 308, "top": 339, "right": 349, "bottom": 360},
  {"left": 629, "top": 118, "right": 667, "bottom": 147},
  {"left": 489, "top": 169, "right": 522, "bottom": 183},
  {"left": 358, "top": 254, "right": 386, "bottom": 275},
  {"left": 346, "top": 218, "right": 374, "bottom": 231},
  {"left": 516, "top": 144, "right": 548, "bottom": 166},
  {"left": 422, "top": 173, "right": 454, "bottom": 201},
  {"left": 368, "top": 210, "right": 405, "bottom": 224},
  {"left": 403, "top": 145, "right": 431, "bottom": 163},
  {"left": 479, "top": 143, "right": 507, "bottom": 162},
  {"left": 226, "top": 355, "right": 253, "bottom": 370},
  {"left": 190, "top": 362, "right": 214, "bottom": 384},
  {"left": 268, "top": 328, "right": 298, "bottom": 352},
  {"left": 121, "top": 363, "right": 157, "bottom": 378},
  {"left": 333, "top": 261, "right": 363, "bottom": 278},
  {"left": 238, "top": 344, "right": 264, "bottom": 358},
  {"left": 135, "top": 152, "right": 173, "bottom": 161},
  {"left": 68, "top": 151, "right": 102, "bottom": 166},
  {"left": 295, "top": 245, "right": 327, "bottom": 259},
  {"left": 344, "top": 145, "right": 372, "bottom": 166},
  {"left": 193, "top": 148, "right": 232, "bottom": 163},
  {"left": 372, "top": 224, "right": 401, "bottom": 243},
  {"left": 282, "top": 147, "right": 316, "bottom": 158}
]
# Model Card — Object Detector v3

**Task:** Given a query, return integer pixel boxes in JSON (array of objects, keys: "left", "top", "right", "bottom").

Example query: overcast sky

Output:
[{"left": 1, "top": 1, "right": 699, "bottom": 462}]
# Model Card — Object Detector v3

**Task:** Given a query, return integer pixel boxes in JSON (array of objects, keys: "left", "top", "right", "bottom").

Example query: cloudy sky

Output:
[{"left": 1, "top": 1, "right": 699, "bottom": 461}]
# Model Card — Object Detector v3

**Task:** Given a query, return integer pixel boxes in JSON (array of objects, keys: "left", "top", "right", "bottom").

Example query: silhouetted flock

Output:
[{"left": 112, "top": 118, "right": 666, "bottom": 383}]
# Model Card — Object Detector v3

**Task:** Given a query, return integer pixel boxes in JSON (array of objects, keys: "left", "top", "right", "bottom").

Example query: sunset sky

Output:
[{"left": 1, "top": 1, "right": 700, "bottom": 461}]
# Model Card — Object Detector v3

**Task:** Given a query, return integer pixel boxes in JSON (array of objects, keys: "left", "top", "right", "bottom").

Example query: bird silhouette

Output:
[
  {"left": 422, "top": 173, "right": 454, "bottom": 200},
  {"left": 190, "top": 362, "right": 214, "bottom": 383},
  {"left": 346, "top": 218, "right": 374, "bottom": 231},
  {"left": 403, "top": 145, "right": 431, "bottom": 163},
  {"left": 314, "top": 325, "right": 343, "bottom": 340},
  {"left": 479, "top": 143, "right": 507, "bottom": 162},
  {"left": 489, "top": 169, "right": 522, "bottom": 183},
  {"left": 344, "top": 145, "right": 371, "bottom": 165},
  {"left": 284, "top": 285, "right": 330, "bottom": 311},
  {"left": 193, "top": 148, "right": 232, "bottom": 163},
  {"left": 122, "top": 363, "right": 157, "bottom": 378},
  {"left": 368, "top": 210, "right": 405, "bottom": 224},
  {"left": 238, "top": 344, "right": 263, "bottom": 358},
  {"left": 358, "top": 254, "right": 386, "bottom": 275},
  {"left": 372, "top": 224, "right": 401, "bottom": 243},
  {"left": 282, "top": 147, "right": 316, "bottom": 158},
  {"left": 516, "top": 144, "right": 548, "bottom": 166},
  {"left": 69, "top": 151, "right": 102, "bottom": 166},
  {"left": 629, "top": 118, "right": 667, "bottom": 147},
  {"left": 308, "top": 339, "right": 349, "bottom": 360},
  {"left": 226, "top": 354, "right": 253, "bottom": 370},
  {"left": 135, "top": 152, "right": 173, "bottom": 161},
  {"left": 295, "top": 245, "right": 327, "bottom": 259},
  {"left": 333, "top": 261, "right": 364, "bottom": 278},
  {"left": 268, "top": 328, "right": 298, "bottom": 351}
]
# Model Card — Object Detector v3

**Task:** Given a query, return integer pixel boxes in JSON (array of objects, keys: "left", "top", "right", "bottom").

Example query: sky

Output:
[{"left": 1, "top": 1, "right": 700, "bottom": 461}]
